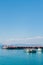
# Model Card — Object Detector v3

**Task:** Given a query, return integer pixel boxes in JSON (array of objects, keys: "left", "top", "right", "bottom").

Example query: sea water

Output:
[{"left": 0, "top": 49, "right": 43, "bottom": 65}]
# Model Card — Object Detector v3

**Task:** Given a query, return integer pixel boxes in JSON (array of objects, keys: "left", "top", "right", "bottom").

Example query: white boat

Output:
[{"left": 38, "top": 48, "right": 42, "bottom": 52}]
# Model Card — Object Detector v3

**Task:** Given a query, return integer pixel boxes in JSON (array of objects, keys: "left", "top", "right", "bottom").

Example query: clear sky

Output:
[{"left": 0, "top": 0, "right": 43, "bottom": 44}]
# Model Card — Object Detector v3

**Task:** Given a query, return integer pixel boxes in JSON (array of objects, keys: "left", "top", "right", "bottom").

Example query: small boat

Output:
[
  {"left": 29, "top": 49, "right": 36, "bottom": 53},
  {"left": 25, "top": 48, "right": 36, "bottom": 53},
  {"left": 38, "top": 48, "right": 43, "bottom": 53},
  {"left": 38, "top": 48, "right": 42, "bottom": 52}
]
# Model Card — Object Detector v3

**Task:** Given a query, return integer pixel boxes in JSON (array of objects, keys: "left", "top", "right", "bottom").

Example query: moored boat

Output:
[{"left": 25, "top": 48, "right": 36, "bottom": 53}]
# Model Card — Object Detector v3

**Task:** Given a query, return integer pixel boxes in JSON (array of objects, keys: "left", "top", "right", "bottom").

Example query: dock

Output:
[{"left": 2, "top": 45, "right": 43, "bottom": 49}]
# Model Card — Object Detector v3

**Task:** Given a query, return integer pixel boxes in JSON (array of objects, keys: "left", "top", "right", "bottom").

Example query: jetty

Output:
[{"left": 2, "top": 45, "right": 43, "bottom": 49}]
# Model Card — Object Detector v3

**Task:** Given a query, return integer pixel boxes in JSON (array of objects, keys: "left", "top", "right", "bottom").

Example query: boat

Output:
[
  {"left": 29, "top": 49, "right": 36, "bottom": 53},
  {"left": 38, "top": 48, "right": 42, "bottom": 52},
  {"left": 25, "top": 48, "right": 36, "bottom": 53}
]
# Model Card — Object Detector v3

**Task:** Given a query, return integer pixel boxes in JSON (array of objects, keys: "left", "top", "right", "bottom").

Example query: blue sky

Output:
[{"left": 0, "top": 0, "right": 43, "bottom": 44}]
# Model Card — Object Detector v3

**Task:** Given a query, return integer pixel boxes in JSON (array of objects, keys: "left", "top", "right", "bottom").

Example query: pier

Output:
[{"left": 2, "top": 46, "right": 43, "bottom": 49}]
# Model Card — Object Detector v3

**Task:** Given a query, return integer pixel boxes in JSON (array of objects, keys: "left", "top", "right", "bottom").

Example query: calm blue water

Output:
[{"left": 0, "top": 49, "right": 43, "bottom": 65}]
